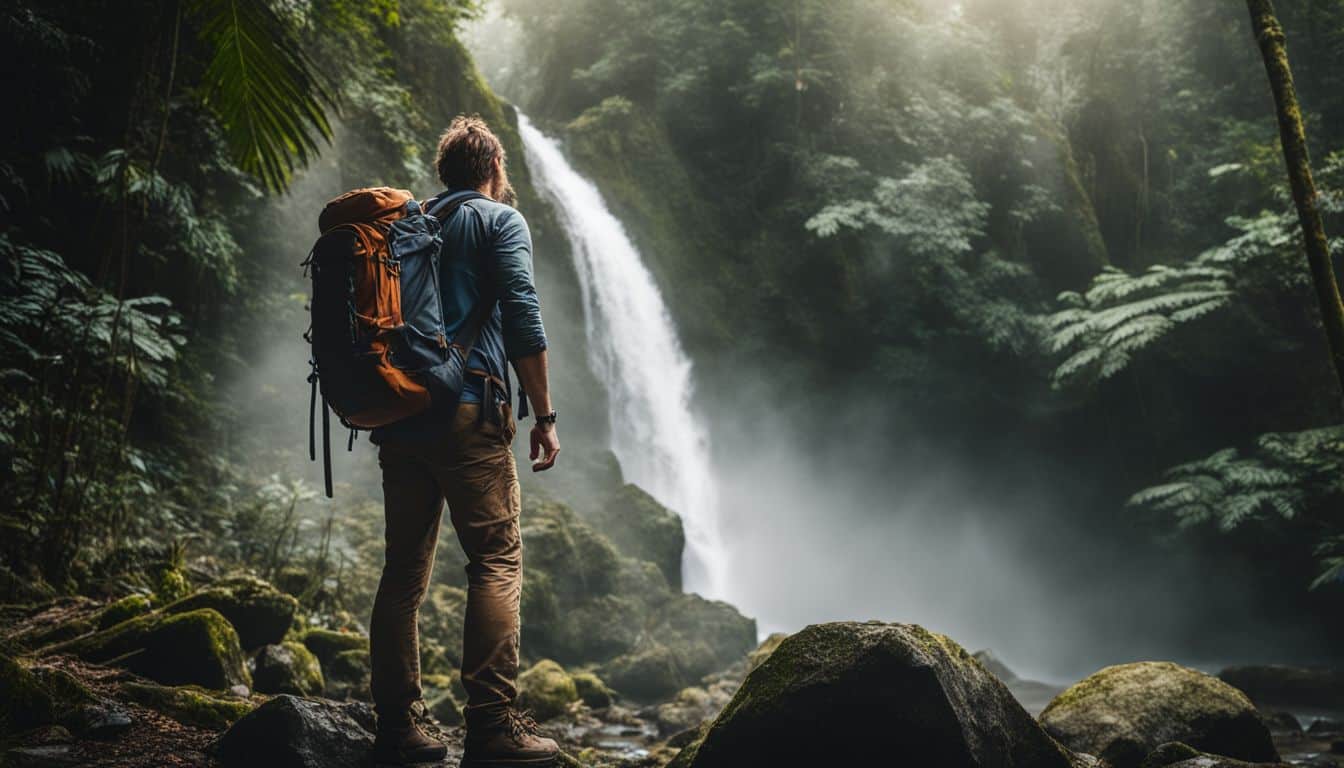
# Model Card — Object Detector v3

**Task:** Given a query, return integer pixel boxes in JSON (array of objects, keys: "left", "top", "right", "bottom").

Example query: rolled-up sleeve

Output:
[{"left": 491, "top": 209, "right": 548, "bottom": 360}]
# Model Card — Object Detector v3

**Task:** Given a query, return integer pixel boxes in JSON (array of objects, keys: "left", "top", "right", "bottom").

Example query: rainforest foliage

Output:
[
  {"left": 484, "top": 0, "right": 1344, "bottom": 599},
  {"left": 1, "top": 0, "right": 1342, "bottom": 640}
]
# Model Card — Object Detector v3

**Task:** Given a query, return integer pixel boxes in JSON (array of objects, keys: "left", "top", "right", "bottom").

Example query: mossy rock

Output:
[
  {"left": 649, "top": 594, "right": 756, "bottom": 684},
  {"left": 745, "top": 633, "right": 787, "bottom": 674},
  {"left": 520, "top": 499, "right": 622, "bottom": 603},
  {"left": 213, "top": 695, "right": 374, "bottom": 768},
  {"left": 1040, "top": 661, "right": 1279, "bottom": 768},
  {"left": 598, "top": 641, "right": 683, "bottom": 701},
  {"left": 571, "top": 671, "right": 615, "bottom": 709},
  {"left": 591, "top": 484, "right": 685, "bottom": 590},
  {"left": 654, "top": 686, "right": 718, "bottom": 736},
  {"left": 428, "top": 689, "right": 463, "bottom": 726},
  {"left": 162, "top": 576, "right": 298, "bottom": 650},
  {"left": 1, "top": 654, "right": 57, "bottom": 737},
  {"left": 1136, "top": 741, "right": 1290, "bottom": 768},
  {"left": 545, "top": 594, "right": 644, "bottom": 665},
  {"left": 252, "top": 642, "right": 324, "bottom": 696},
  {"left": 325, "top": 649, "right": 370, "bottom": 701},
  {"left": 418, "top": 585, "right": 466, "bottom": 676},
  {"left": 299, "top": 628, "right": 368, "bottom": 669},
  {"left": 120, "top": 681, "right": 254, "bottom": 729},
  {"left": 44, "top": 608, "right": 250, "bottom": 690},
  {"left": 154, "top": 565, "right": 191, "bottom": 604},
  {"left": 96, "top": 595, "right": 153, "bottom": 630},
  {"left": 517, "top": 659, "right": 579, "bottom": 721}
]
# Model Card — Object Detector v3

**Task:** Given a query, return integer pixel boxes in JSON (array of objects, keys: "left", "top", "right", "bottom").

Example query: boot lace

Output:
[{"left": 506, "top": 708, "right": 542, "bottom": 738}]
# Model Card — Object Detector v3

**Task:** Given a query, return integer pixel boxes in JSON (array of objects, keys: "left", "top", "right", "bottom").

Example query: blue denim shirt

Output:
[{"left": 372, "top": 191, "right": 547, "bottom": 443}]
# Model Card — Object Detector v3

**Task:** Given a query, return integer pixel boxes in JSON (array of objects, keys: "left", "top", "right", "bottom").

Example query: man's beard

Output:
[{"left": 491, "top": 170, "right": 517, "bottom": 207}]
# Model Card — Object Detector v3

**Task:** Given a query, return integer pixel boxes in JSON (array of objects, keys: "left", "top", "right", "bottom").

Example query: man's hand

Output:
[{"left": 530, "top": 423, "right": 560, "bottom": 472}]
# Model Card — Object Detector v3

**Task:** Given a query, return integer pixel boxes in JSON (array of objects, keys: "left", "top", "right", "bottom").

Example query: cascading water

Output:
[{"left": 518, "top": 114, "right": 727, "bottom": 599}]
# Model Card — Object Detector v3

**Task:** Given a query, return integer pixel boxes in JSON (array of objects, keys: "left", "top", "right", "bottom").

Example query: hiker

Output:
[{"left": 367, "top": 115, "right": 560, "bottom": 766}]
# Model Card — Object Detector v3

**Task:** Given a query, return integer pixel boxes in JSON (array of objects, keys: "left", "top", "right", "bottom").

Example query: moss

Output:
[
  {"left": 591, "top": 484, "right": 685, "bottom": 590},
  {"left": 0, "top": 654, "right": 57, "bottom": 737},
  {"left": 571, "top": 671, "right": 615, "bottom": 709},
  {"left": 162, "top": 576, "right": 298, "bottom": 650},
  {"left": 300, "top": 628, "right": 368, "bottom": 667},
  {"left": 154, "top": 566, "right": 190, "bottom": 604},
  {"left": 252, "top": 641, "right": 324, "bottom": 696},
  {"left": 45, "top": 607, "right": 250, "bottom": 690},
  {"left": 96, "top": 595, "right": 153, "bottom": 630},
  {"left": 120, "top": 681, "right": 253, "bottom": 729},
  {"left": 517, "top": 659, "right": 579, "bottom": 721},
  {"left": 746, "top": 633, "right": 787, "bottom": 673}
]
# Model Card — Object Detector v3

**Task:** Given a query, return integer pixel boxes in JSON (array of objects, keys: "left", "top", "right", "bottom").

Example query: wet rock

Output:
[
  {"left": 518, "top": 659, "right": 579, "bottom": 720},
  {"left": 1041, "top": 661, "right": 1279, "bottom": 768},
  {"left": 63, "top": 701, "right": 132, "bottom": 740},
  {"left": 1137, "top": 741, "right": 1292, "bottom": 768},
  {"left": 572, "top": 670, "right": 615, "bottom": 709},
  {"left": 668, "top": 621, "right": 1087, "bottom": 768},
  {"left": 213, "top": 695, "right": 373, "bottom": 768},
  {"left": 44, "top": 608, "right": 250, "bottom": 690},
  {"left": 5, "top": 744, "right": 81, "bottom": 767},
  {"left": 162, "top": 576, "right": 298, "bottom": 650},
  {"left": 120, "top": 681, "right": 253, "bottom": 729},
  {"left": 592, "top": 484, "right": 685, "bottom": 589},
  {"left": 252, "top": 641, "right": 324, "bottom": 696},
  {"left": 1219, "top": 665, "right": 1344, "bottom": 710}
]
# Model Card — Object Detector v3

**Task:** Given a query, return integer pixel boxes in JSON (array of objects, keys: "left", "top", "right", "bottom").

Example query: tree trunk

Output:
[{"left": 1246, "top": 0, "right": 1344, "bottom": 402}]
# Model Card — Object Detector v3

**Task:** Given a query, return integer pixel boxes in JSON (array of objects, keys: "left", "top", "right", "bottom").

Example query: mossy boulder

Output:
[
  {"left": 418, "top": 585, "right": 466, "bottom": 676},
  {"left": 428, "top": 689, "right": 464, "bottom": 726},
  {"left": 598, "top": 641, "right": 682, "bottom": 701},
  {"left": 1040, "top": 661, "right": 1279, "bottom": 768},
  {"left": 649, "top": 594, "right": 756, "bottom": 684},
  {"left": 654, "top": 686, "right": 729, "bottom": 737},
  {"left": 325, "top": 649, "right": 370, "bottom": 700},
  {"left": 153, "top": 565, "right": 191, "bottom": 604},
  {"left": 548, "top": 594, "right": 644, "bottom": 664},
  {"left": 298, "top": 628, "right": 368, "bottom": 668},
  {"left": 1137, "top": 742, "right": 1291, "bottom": 768},
  {"left": 120, "top": 681, "right": 253, "bottom": 729},
  {"left": 517, "top": 659, "right": 579, "bottom": 721},
  {"left": 45, "top": 608, "right": 250, "bottom": 690},
  {"left": 520, "top": 500, "right": 622, "bottom": 603},
  {"left": 571, "top": 671, "right": 615, "bottom": 709},
  {"left": 213, "top": 695, "right": 373, "bottom": 768},
  {"left": 96, "top": 595, "right": 153, "bottom": 630},
  {"left": 252, "top": 642, "right": 323, "bottom": 696},
  {"left": 591, "top": 484, "right": 685, "bottom": 589},
  {"left": 162, "top": 576, "right": 298, "bottom": 650},
  {"left": 668, "top": 621, "right": 1088, "bottom": 768},
  {"left": 1, "top": 654, "right": 57, "bottom": 737}
]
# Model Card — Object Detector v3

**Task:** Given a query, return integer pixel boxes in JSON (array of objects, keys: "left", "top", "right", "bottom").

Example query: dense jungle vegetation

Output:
[{"left": 2, "top": 0, "right": 1343, "bottom": 690}]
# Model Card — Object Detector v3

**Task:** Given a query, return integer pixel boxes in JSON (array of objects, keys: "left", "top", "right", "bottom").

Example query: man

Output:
[{"left": 368, "top": 114, "right": 561, "bottom": 767}]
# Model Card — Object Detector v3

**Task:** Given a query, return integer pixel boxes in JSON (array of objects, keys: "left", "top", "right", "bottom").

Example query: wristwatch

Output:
[{"left": 536, "top": 410, "right": 558, "bottom": 427}]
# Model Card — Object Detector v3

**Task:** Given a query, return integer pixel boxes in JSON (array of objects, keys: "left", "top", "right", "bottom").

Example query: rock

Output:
[
  {"left": 521, "top": 500, "right": 622, "bottom": 603},
  {"left": 1260, "top": 711, "right": 1302, "bottom": 734},
  {"left": 745, "top": 633, "right": 786, "bottom": 673},
  {"left": 45, "top": 607, "right": 250, "bottom": 690},
  {"left": 1309, "top": 718, "right": 1343, "bottom": 736},
  {"left": 252, "top": 641, "right": 324, "bottom": 696},
  {"left": 1, "top": 654, "right": 57, "bottom": 736},
  {"left": 95, "top": 595, "right": 153, "bottom": 630},
  {"left": 5, "top": 744, "right": 80, "bottom": 767},
  {"left": 120, "top": 681, "right": 254, "bottom": 729},
  {"left": 162, "top": 576, "right": 298, "bottom": 650},
  {"left": 548, "top": 594, "right": 644, "bottom": 663},
  {"left": 418, "top": 584, "right": 466, "bottom": 675},
  {"left": 1041, "top": 661, "right": 1279, "bottom": 768},
  {"left": 428, "top": 689, "right": 464, "bottom": 726},
  {"left": 1219, "top": 665, "right": 1344, "bottom": 709},
  {"left": 62, "top": 701, "right": 132, "bottom": 740},
  {"left": 592, "top": 485, "right": 685, "bottom": 589},
  {"left": 1137, "top": 741, "right": 1292, "bottom": 768},
  {"left": 670, "top": 621, "right": 1088, "bottom": 768},
  {"left": 599, "top": 641, "right": 682, "bottom": 701},
  {"left": 298, "top": 627, "right": 367, "bottom": 668},
  {"left": 213, "top": 695, "right": 373, "bottom": 768},
  {"left": 517, "top": 659, "right": 579, "bottom": 720},
  {"left": 974, "top": 649, "right": 1020, "bottom": 683},
  {"left": 571, "top": 670, "right": 615, "bottom": 709},
  {"left": 654, "top": 686, "right": 723, "bottom": 737},
  {"left": 154, "top": 564, "right": 191, "bottom": 603},
  {"left": 324, "top": 648, "right": 370, "bottom": 700},
  {"left": 647, "top": 594, "right": 756, "bottom": 687}
]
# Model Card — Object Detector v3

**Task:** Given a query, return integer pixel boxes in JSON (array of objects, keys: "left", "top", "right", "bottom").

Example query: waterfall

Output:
[{"left": 518, "top": 114, "right": 727, "bottom": 599}]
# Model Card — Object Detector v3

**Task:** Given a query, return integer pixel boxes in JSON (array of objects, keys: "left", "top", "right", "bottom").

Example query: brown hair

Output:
[{"left": 435, "top": 114, "right": 505, "bottom": 191}]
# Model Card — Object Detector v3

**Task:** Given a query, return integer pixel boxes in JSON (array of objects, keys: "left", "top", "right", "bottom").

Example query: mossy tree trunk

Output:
[{"left": 1247, "top": 0, "right": 1344, "bottom": 402}]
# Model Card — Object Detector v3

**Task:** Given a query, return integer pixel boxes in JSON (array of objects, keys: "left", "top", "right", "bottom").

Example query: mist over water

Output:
[{"left": 518, "top": 115, "right": 729, "bottom": 599}]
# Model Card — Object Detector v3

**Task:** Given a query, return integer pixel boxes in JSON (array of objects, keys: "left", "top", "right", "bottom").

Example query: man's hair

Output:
[{"left": 435, "top": 114, "right": 505, "bottom": 190}]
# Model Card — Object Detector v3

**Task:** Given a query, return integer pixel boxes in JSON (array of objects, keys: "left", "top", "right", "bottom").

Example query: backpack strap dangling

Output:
[{"left": 321, "top": 395, "right": 333, "bottom": 499}]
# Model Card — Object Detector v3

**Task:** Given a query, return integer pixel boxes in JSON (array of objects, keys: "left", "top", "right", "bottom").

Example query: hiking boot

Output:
[
  {"left": 461, "top": 707, "right": 559, "bottom": 767},
  {"left": 372, "top": 718, "right": 449, "bottom": 765}
]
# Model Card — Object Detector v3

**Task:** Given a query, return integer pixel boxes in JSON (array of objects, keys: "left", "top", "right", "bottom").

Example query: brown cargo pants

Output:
[{"left": 370, "top": 402, "right": 521, "bottom": 722}]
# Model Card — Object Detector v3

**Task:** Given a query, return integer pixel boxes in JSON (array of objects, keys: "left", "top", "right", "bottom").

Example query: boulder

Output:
[
  {"left": 95, "top": 595, "right": 153, "bottom": 630},
  {"left": 428, "top": 689, "right": 464, "bottom": 726},
  {"left": 571, "top": 671, "right": 615, "bottom": 709},
  {"left": 213, "top": 695, "right": 373, "bottom": 768},
  {"left": 547, "top": 594, "right": 643, "bottom": 663},
  {"left": 120, "top": 681, "right": 253, "bottom": 729},
  {"left": 648, "top": 594, "right": 756, "bottom": 684},
  {"left": 599, "top": 641, "right": 682, "bottom": 701},
  {"left": 1041, "top": 661, "right": 1279, "bottom": 768},
  {"left": 44, "top": 608, "right": 250, "bottom": 690},
  {"left": 592, "top": 485, "right": 685, "bottom": 589},
  {"left": 418, "top": 585, "right": 466, "bottom": 676},
  {"left": 520, "top": 500, "right": 622, "bottom": 603},
  {"left": 298, "top": 628, "right": 368, "bottom": 668},
  {"left": 667, "top": 621, "right": 1086, "bottom": 768},
  {"left": 1218, "top": 665, "right": 1344, "bottom": 709},
  {"left": 1137, "top": 742, "right": 1291, "bottom": 768},
  {"left": 324, "top": 648, "right": 370, "bottom": 700},
  {"left": 1, "top": 654, "right": 57, "bottom": 736},
  {"left": 654, "top": 686, "right": 729, "bottom": 737},
  {"left": 161, "top": 576, "right": 298, "bottom": 650},
  {"left": 1308, "top": 718, "right": 1343, "bottom": 736},
  {"left": 517, "top": 659, "right": 579, "bottom": 721},
  {"left": 252, "top": 641, "right": 324, "bottom": 696},
  {"left": 62, "top": 701, "right": 132, "bottom": 740}
]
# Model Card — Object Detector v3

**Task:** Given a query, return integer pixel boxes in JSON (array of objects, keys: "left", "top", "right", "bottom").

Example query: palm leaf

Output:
[{"left": 192, "top": 0, "right": 336, "bottom": 192}]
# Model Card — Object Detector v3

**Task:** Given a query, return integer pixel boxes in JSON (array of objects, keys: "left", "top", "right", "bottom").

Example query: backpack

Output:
[{"left": 303, "top": 186, "right": 491, "bottom": 497}]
